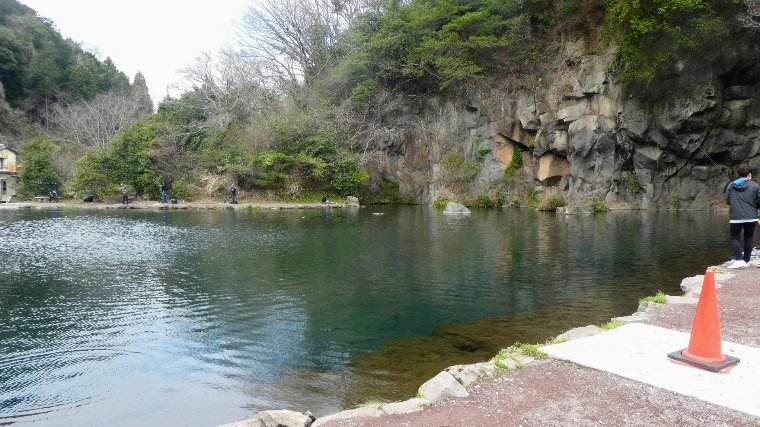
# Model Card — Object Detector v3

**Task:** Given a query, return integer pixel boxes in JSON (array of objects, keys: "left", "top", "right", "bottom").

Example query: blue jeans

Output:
[{"left": 162, "top": 191, "right": 167, "bottom": 204}]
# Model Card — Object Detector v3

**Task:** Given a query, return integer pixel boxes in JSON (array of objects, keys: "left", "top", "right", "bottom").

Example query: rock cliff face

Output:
[{"left": 367, "top": 34, "right": 760, "bottom": 208}]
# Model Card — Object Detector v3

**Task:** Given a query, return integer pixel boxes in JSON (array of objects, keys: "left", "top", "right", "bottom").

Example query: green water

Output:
[{"left": 0, "top": 207, "right": 729, "bottom": 426}]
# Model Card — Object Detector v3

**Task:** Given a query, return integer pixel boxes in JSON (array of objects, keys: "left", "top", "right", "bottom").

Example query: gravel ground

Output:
[
  {"left": 320, "top": 266, "right": 760, "bottom": 427},
  {"left": 645, "top": 267, "right": 760, "bottom": 348}
]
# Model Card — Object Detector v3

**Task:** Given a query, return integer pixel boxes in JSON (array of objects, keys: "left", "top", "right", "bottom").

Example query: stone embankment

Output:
[{"left": 221, "top": 258, "right": 760, "bottom": 427}]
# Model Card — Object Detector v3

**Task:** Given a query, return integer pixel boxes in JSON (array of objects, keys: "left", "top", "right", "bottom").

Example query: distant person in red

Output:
[{"left": 725, "top": 164, "right": 760, "bottom": 269}]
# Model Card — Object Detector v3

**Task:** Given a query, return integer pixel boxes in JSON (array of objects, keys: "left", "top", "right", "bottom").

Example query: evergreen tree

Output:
[{"left": 132, "top": 71, "right": 153, "bottom": 115}]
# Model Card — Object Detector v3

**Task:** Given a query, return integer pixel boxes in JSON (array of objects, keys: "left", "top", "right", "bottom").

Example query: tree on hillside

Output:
[
  {"left": 180, "top": 50, "right": 271, "bottom": 129},
  {"left": 107, "top": 120, "right": 162, "bottom": 197},
  {"left": 72, "top": 119, "right": 164, "bottom": 199},
  {"left": 132, "top": 71, "right": 153, "bottom": 115},
  {"left": 18, "top": 134, "right": 61, "bottom": 197},
  {"left": 0, "top": 3, "right": 131, "bottom": 118},
  {"left": 73, "top": 147, "right": 113, "bottom": 198},
  {"left": 48, "top": 90, "right": 148, "bottom": 148},
  {"left": 603, "top": 0, "right": 728, "bottom": 82},
  {"left": 240, "top": 0, "right": 377, "bottom": 104}
]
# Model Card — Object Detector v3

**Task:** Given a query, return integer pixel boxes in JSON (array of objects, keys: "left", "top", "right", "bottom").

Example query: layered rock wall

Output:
[{"left": 367, "top": 35, "right": 760, "bottom": 208}]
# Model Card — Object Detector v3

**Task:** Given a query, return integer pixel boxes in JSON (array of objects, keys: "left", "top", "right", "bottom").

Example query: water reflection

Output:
[{"left": 0, "top": 208, "right": 728, "bottom": 426}]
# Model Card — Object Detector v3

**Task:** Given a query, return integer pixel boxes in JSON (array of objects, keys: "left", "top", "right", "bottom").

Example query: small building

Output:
[{"left": 0, "top": 144, "right": 19, "bottom": 202}]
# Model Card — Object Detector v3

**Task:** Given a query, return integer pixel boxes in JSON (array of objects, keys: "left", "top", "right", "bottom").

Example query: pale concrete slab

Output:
[{"left": 541, "top": 323, "right": 760, "bottom": 417}]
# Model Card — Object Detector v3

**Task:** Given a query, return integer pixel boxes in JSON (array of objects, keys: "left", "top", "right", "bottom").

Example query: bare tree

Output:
[
  {"left": 179, "top": 50, "right": 272, "bottom": 130},
  {"left": 239, "top": 0, "right": 377, "bottom": 104},
  {"left": 739, "top": 0, "right": 760, "bottom": 31},
  {"left": 48, "top": 91, "right": 145, "bottom": 149},
  {"left": 333, "top": 88, "right": 414, "bottom": 165}
]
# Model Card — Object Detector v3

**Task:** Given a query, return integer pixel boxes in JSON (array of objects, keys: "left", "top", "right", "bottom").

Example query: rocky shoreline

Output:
[{"left": 220, "top": 264, "right": 749, "bottom": 427}]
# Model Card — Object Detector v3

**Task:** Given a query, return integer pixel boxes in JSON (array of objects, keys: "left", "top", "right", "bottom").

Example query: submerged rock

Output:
[
  {"left": 443, "top": 202, "right": 471, "bottom": 215},
  {"left": 220, "top": 409, "right": 314, "bottom": 427}
]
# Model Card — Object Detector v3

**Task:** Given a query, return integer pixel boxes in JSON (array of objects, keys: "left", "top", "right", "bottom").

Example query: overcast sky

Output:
[{"left": 19, "top": 0, "right": 251, "bottom": 105}]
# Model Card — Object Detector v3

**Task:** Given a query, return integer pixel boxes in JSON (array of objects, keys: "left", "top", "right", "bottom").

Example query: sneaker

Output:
[{"left": 727, "top": 260, "right": 749, "bottom": 269}]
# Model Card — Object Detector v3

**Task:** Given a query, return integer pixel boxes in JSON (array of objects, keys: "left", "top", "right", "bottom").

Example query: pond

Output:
[{"left": 0, "top": 207, "right": 729, "bottom": 426}]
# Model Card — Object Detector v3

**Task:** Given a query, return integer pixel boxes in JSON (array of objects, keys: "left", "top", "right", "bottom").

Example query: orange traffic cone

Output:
[{"left": 667, "top": 269, "right": 740, "bottom": 372}]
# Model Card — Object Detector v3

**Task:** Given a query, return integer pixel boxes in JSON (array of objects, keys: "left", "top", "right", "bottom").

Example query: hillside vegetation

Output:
[{"left": 1, "top": 0, "right": 758, "bottom": 202}]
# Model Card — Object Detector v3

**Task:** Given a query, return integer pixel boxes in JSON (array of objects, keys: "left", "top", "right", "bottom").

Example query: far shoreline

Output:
[
  {"left": 0, "top": 199, "right": 730, "bottom": 213},
  {"left": 0, "top": 199, "right": 360, "bottom": 211}
]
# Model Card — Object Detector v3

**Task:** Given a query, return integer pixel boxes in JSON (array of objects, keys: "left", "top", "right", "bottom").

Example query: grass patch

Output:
[
  {"left": 492, "top": 341, "right": 550, "bottom": 370},
  {"left": 492, "top": 353, "right": 512, "bottom": 370},
  {"left": 600, "top": 320, "right": 626, "bottom": 330},
  {"left": 537, "top": 188, "right": 566, "bottom": 211},
  {"left": 466, "top": 191, "right": 505, "bottom": 209},
  {"left": 354, "top": 400, "right": 387, "bottom": 409},
  {"left": 640, "top": 290, "right": 666, "bottom": 304},
  {"left": 433, "top": 197, "right": 449, "bottom": 209},
  {"left": 512, "top": 342, "right": 548, "bottom": 360}
]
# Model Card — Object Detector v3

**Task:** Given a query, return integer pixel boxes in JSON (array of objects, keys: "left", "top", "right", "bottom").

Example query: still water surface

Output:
[{"left": 0, "top": 207, "right": 729, "bottom": 426}]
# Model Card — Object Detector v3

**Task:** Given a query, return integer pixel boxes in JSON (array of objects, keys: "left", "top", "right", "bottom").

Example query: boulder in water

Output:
[{"left": 443, "top": 202, "right": 470, "bottom": 215}]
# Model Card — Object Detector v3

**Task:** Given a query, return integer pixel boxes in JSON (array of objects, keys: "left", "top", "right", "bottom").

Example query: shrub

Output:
[
  {"left": 537, "top": 188, "right": 566, "bottom": 211},
  {"left": 18, "top": 135, "right": 62, "bottom": 198},
  {"left": 329, "top": 150, "right": 369, "bottom": 196},
  {"left": 73, "top": 148, "right": 116, "bottom": 198},
  {"left": 351, "top": 79, "right": 379, "bottom": 107},
  {"left": 441, "top": 152, "right": 480, "bottom": 188},
  {"left": 593, "top": 200, "right": 609, "bottom": 213},
  {"left": 524, "top": 187, "right": 540, "bottom": 208},
  {"left": 468, "top": 190, "right": 505, "bottom": 208},
  {"left": 503, "top": 145, "right": 523, "bottom": 184},
  {"left": 621, "top": 171, "right": 643, "bottom": 193},
  {"left": 433, "top": 197, "right": 450, "bottom": 209},
  {"left": 170, "top": 177, "right": 197, "bottom": 201}
]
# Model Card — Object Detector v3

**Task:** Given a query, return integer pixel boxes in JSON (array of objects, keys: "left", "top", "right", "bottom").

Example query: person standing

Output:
[
  {"left": 122, "top": 184, "right": 129, "bottom": 205},
  {"left": 160, "top": 181, "right": 168, "bottom": 204},
  {"left": 725, "top": 164, "right": 760, "bottom": 268},
  {"left": 230, "top": 183, "right": 238, "bottom": 204}
]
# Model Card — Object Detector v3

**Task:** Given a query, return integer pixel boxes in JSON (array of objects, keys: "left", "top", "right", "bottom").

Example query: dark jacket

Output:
[{"left": 725, "top": 178, "right": 760, "bottom": 221}]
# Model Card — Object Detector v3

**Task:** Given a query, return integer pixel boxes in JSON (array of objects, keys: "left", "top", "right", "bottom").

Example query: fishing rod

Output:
[
  {"left": 696, "top": 126, "right": 733, "bottom": 183},
  {"left": 697, "top": 142, "right": 733, "bottom": 183}
]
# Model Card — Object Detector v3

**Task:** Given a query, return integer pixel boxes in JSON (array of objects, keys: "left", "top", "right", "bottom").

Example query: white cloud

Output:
[{"left": 18, "top": 0, "right": 251, "bottom": 105}]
